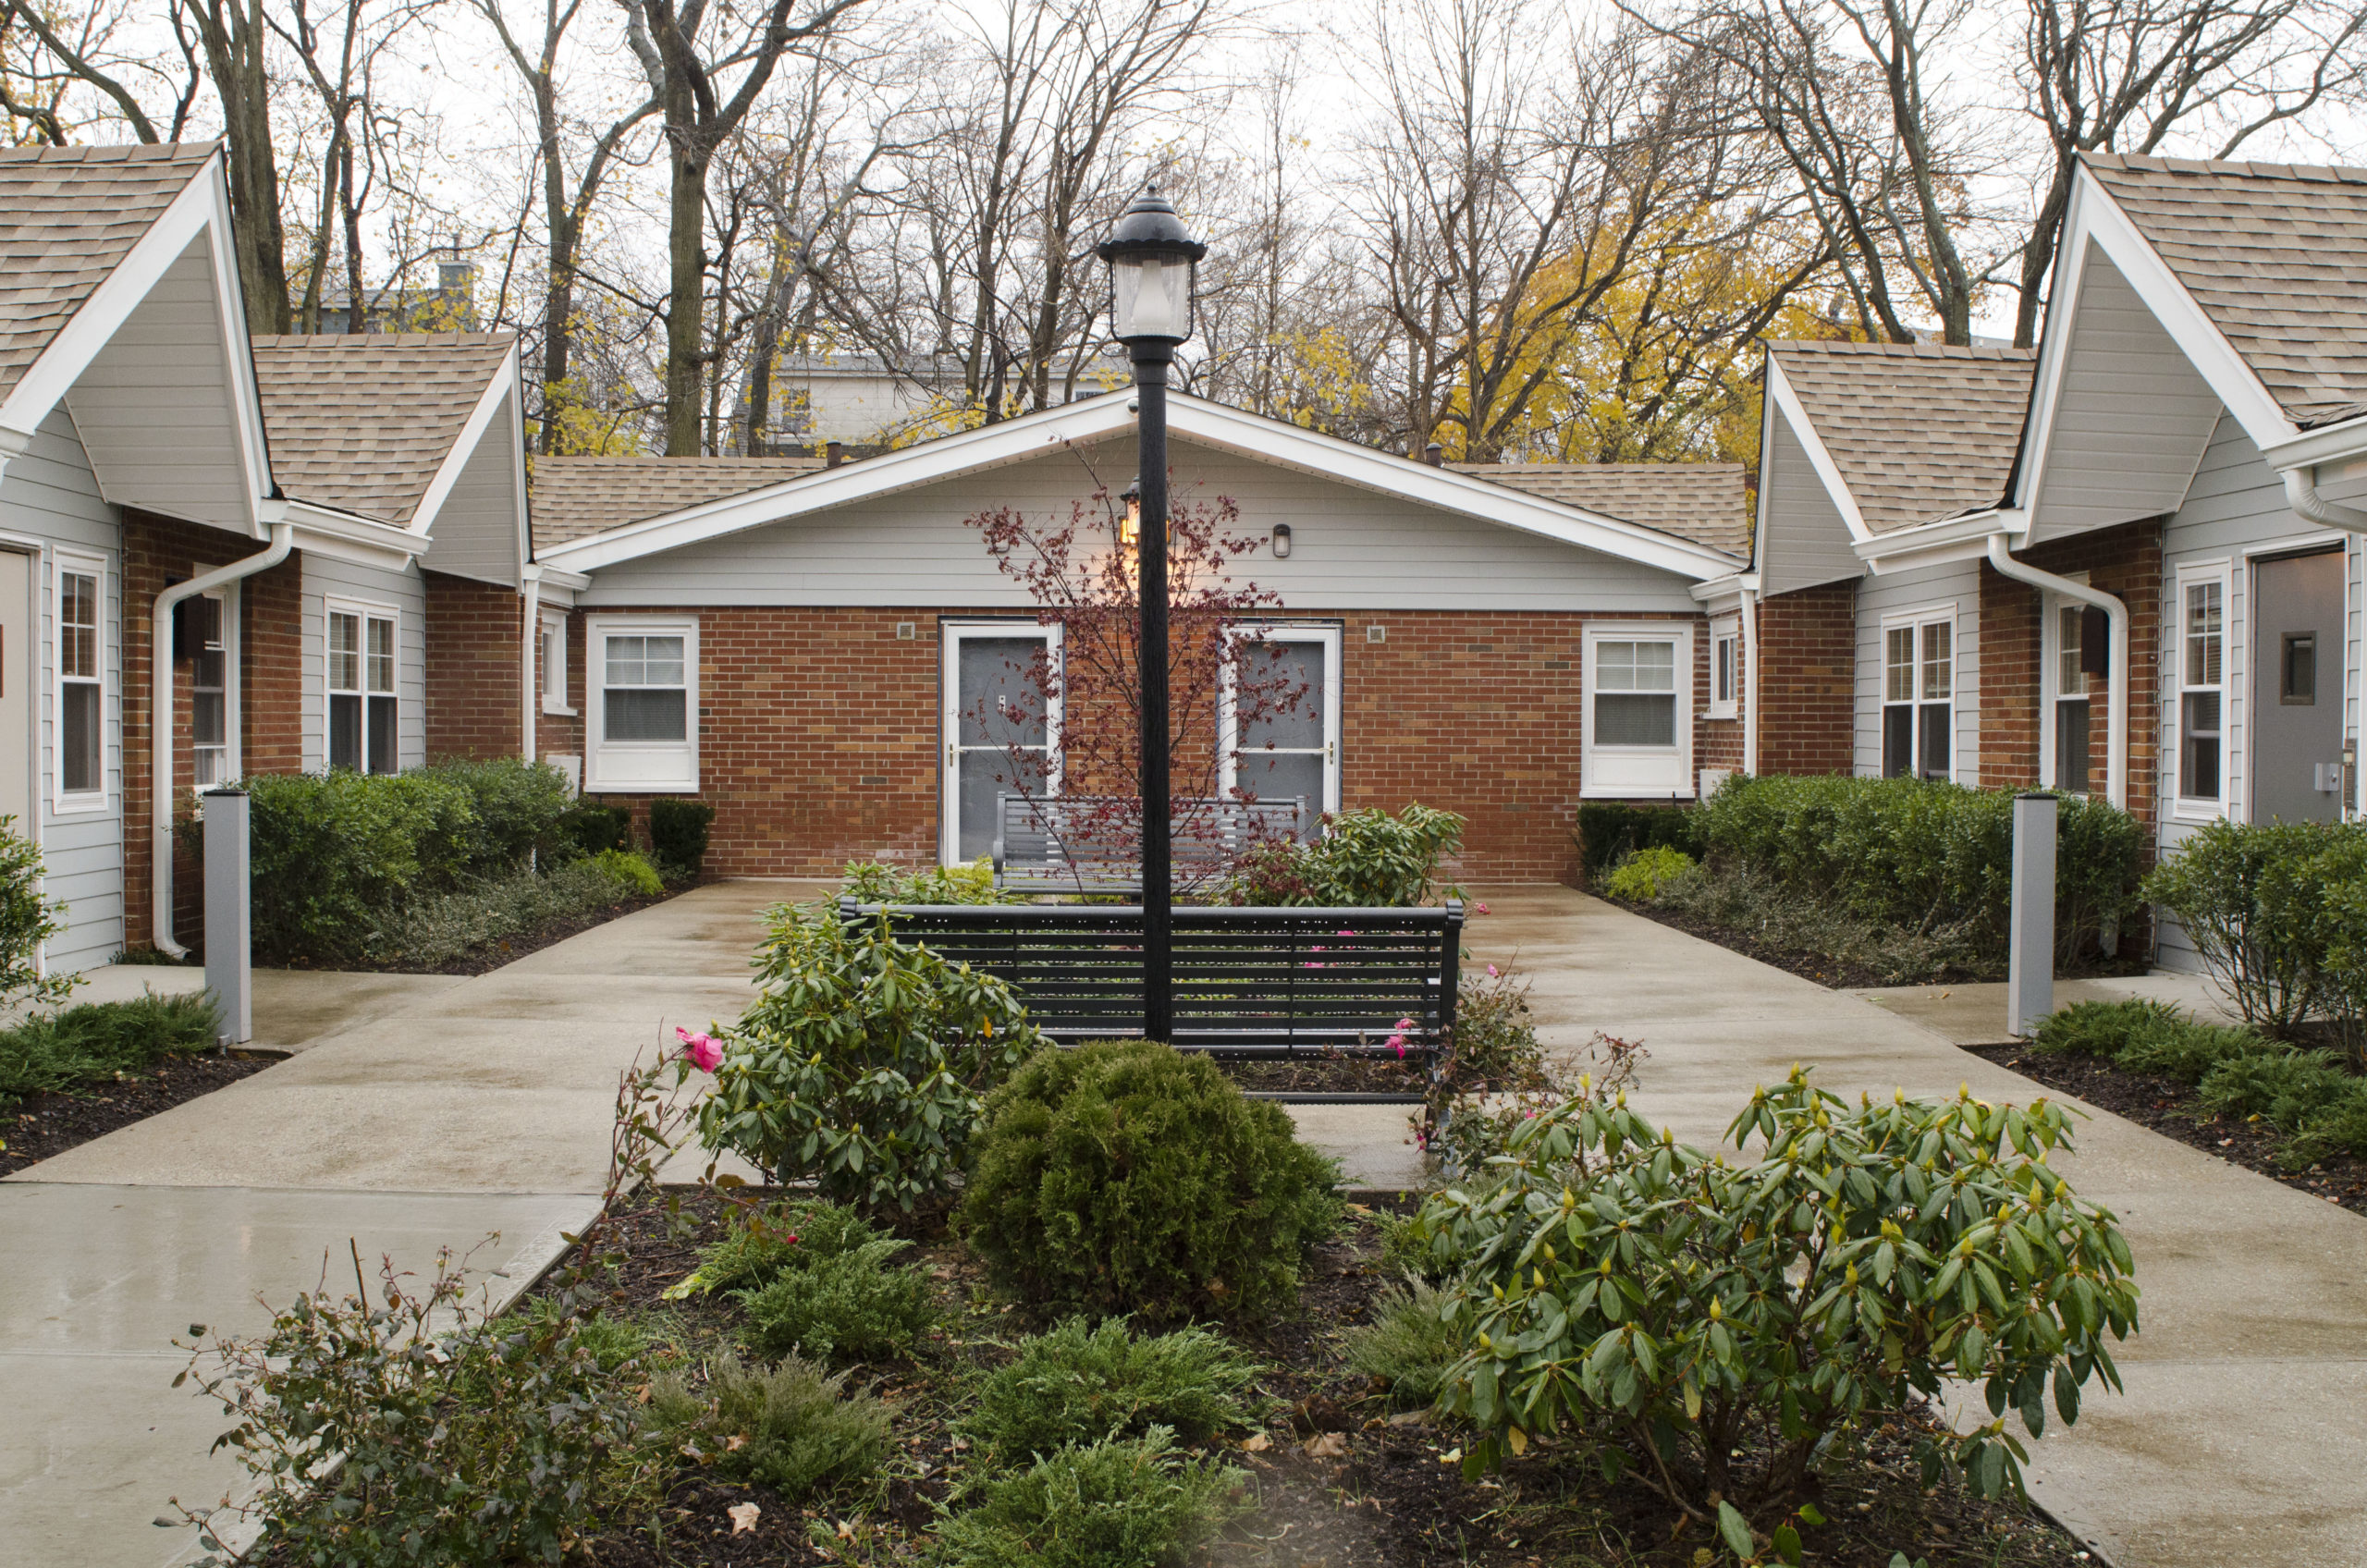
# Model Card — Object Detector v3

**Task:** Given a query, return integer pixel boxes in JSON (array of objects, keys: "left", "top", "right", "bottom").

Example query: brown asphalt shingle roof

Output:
[
  {"left": 1452, "top": 461, "right": 1750, "bottom": 556},
  {"left": 0, "top": 143, "right": 215, "bottom": 405},
  {"left": 251, "top": 333, "right": 514, "bottom": 526},
  {"left": 2082, "top": 153, "right": 2367, "bottom": 428},
  {"left": 1769, "top": 340, "right": 2035, "bottom": 533},
  {"left": 530, "top": 456, "right": 825, "bottom": 550}
]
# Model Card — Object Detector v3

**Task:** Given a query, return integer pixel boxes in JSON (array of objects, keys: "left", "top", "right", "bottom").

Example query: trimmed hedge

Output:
[
  {"left": 1692, "top": 774, "right": 2145, "bottom": 967},
  {"left": 1575, "top": 802, "right": 1699, "bottom": 881},
  {"left": 650, "top": 799, "right": 716, "bottom": 876}
]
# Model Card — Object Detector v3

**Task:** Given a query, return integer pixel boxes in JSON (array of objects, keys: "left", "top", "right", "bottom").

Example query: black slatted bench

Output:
[{"left": 837, "top": 897, "right": 1463, "bottom": 1062}]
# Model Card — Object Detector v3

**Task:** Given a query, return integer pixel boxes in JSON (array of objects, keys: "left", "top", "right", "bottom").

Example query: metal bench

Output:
[
  {"left": 837, "top": 897, "right": 1463, "bottom": 1060},
  {"left": 989, "top": 793, "right": 1306, "bottom": 894}
]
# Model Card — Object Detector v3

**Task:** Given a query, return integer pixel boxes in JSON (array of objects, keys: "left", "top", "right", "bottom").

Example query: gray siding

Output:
[
  {"left": 424, "top": 389, "right": 523, "bottom": 586},
  {"left": 1758, "top": 405, "right": 1861, "bottom": 594},
  {"left": 4, "top": 409, "right": 125, "bottom": 974},
  {"left": 580, "top": 435, "right": 1704, "bottom": 614},
  {"left": 1853, "top": 559, "right": 1981, "bottom": 781},
  {"left": 300, "top": 554, "right": 427, "bottom": 773}
]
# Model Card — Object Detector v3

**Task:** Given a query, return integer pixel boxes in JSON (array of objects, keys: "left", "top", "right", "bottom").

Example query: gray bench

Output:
[{"left": 990, "top": 793, "right": 1306, "bottom": 894}]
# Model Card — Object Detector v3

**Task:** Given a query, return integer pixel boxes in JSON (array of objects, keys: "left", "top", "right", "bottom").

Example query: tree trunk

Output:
[
  {"left": 190, "top": 0, "right": 291, "bottom": 335},
  {"left": 663, "top": 116, "right": 708, "bottom": 456}
]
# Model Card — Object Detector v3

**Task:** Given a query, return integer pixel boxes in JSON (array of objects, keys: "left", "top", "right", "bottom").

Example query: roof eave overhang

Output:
[
  {"left": 281, "top": 496, "right": 422, "bottom": 572},
  {"left": 1855, "top": 508, "right": 2022, "bottom": 573},
  {"left": 1689, "top": 570, "right": 1759, "bottom": 609},
  {"left": 2262, "top": 408, "right": 2367, "bottom": 473}
]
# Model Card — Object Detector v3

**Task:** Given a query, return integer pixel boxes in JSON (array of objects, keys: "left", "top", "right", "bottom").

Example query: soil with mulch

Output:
[
  {"left": 536, "top": 1191, "right": 2089, "bottom": 1567},
  {"left": 1607, "top": 895, "right": 1968, "bottom": 989},
  {"left": 1968, "top": 1041, "right": 2367, "bottom": 1217},
  {"left": 400, "top": 884, "right": 693, "bottom": 976},
  {"left": 0, "top": 1051, "right": 276, "bottom": 1175},
  {"left": 1218, "top": 1052, "right": 1431, "bottom": 1096}
]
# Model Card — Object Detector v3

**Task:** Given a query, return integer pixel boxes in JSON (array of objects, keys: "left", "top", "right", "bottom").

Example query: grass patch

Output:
[{"left": 0, "top": 991, "right": 222, "bottom": 1109}]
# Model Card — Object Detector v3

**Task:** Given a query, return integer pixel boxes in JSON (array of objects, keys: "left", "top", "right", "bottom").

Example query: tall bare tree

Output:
[
  {"left": 180, "top": 0, "right": 295, "bottom": 333},
  {"left": 0, "top": 0, "right": 202, "bottom": 142}
]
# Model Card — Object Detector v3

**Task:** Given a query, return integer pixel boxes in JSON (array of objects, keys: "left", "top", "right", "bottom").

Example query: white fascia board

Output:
[
  {"left": 2263, "top": 409, "right": 2367, "bottom": 473},
  {"left": 1856, "top": 508, "right": 2019, "bottom": 573},
  {"left": 287, "top": 497, "right": 420, "bottom": 572},
  {"left": 0, "top": 152, "right": 276, "bottom": 527},
  {"left": 408, "top": 339, "right": 521, "bottom": 541},
  {"left": 1763, "top": 357, "right": 1872, "bottom": 543},
  {"left": 546, "top": 389, "right": 1741, "bottom": 582},
  {"left": 523, "top": 561, "right": 591, "bottom": 592},
  {"left": 1689, "top": 570, "right": 1757, "bottom": 608}
]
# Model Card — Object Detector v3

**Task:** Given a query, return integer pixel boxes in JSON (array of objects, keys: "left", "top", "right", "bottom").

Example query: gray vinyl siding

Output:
[
  {"left": 1853, "top": 559, "right": 1980, "bottom": 781},
  {"left": 579, "top": 435, "right": 1704, "bottom": 615},
  {"left": 1758, "top": 404, "right": 1861, "bottom": 594},
  {"left": 4, "top": 408, "right": 125, "bottom": 974},
  {"left": 300, "top": 554, "right": 427, "bottom": 773},
  {"left": 423, "top": 389, "right": 523, "bottom": 586}
]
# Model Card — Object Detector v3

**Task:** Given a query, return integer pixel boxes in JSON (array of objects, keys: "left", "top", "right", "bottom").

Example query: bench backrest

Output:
[{"left": 840, "top": 898, "right": 1463, "bottom": 1054}]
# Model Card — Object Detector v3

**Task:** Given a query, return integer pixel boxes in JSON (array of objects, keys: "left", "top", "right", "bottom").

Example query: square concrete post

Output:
[
  {"left": 2007, "top": 792, "right": 2056, "bottom": 1039},
  {"left": 202, "top": 787, "right": 251, "bottom": 1047}
]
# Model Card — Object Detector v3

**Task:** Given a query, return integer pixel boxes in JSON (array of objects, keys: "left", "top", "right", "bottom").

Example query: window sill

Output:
[
  {"left": 2169, "top": 801, "right": 2229, "bottom": 825},
  {"left": 51, "top": 795, "right": 109, "bottom": 815},
  {"left": 1703, "top": 709, "right": 1738, "bottom": 721},
  {"left": 542, "top": 704, "right": 578, "bottom": 717}
]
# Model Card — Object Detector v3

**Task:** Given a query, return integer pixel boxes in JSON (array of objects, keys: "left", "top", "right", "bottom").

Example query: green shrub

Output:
[
  {"left": 420, "top": 756, "right": 578, "bottom": 871},
  {"left": 1694, "top": 774, "right": 2146, "bottom": 968},
  {"left": 0, "top": 991, "right": 223, "bottom": 1109},
  {"left": 365, "top": 856, "right": 651, "bottom": 970},
  {"left": 1653, "top": 861, "right": 1990, "bottom": 983},
  {"left": 562, "top": 802, "right": 633, "bottom": 856},
  {"left": 2195, "top": 1048, "right": 2359, "bottom": 1125},
  {"left": 649, "top": 1349, "right": 889, "bottom": 1500},
  {"left": 1576, "top": 802, "right": 1699, "bottom": 881},
  {"left": 1434, "top": 963, "right": 1547, "bottom": 1096},
  {"left": 2030, "top": 998, "right": 2271, "bottom": 1084},
  {"left": 1416, "top": 1066, "right": 2138, "bottom": 1517},
  {"left": 1218, "top": 804, "right": 1465, "bottom": 908},
  {"left": 2143, "top": 820, "right": 2362, "bottom": 1033},
  {"left": 649, "top": 798, "right": 717, "bottom": 876},
  {"left": 697, "top": 905, "right": 1038, "bottom": 1214},
  {"left": 959, "top": 1039, "right": 1339, "bottom": 1322},
  {"left": 0, "top": 815, "right": 68, "bottom": 1014},
  {"left": 963, "top": 1317, "right": 1268, "bottom": 1464},
  {"left": 840, "top": 856, "right": 1010, "bottom": 905},
  {"left": 737, "top": 1236, "right": 937, "bottom": 1364},
  {"left": 594, "top": 848, "right": 664, "bottom": 897},
  {"left": 1601, "top": 844, "right": 1696, "bottom": 901},
  {"left": 665, "top": 1200, "right": 888, "bottom": 1299},
  {"left": 935, "top": 1430, "right": 1245, "bottom": 1568},
  {"left": 1342, "top": 1276, "right": 1459, "bottom": 1409}
]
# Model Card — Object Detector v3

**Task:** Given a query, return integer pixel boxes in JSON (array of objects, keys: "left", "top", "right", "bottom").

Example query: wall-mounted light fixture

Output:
[
  {"left": 1119, "top": 478, "right": 1143, "bottom": 549},
  {"left": 1270, "top": 522, "right": 1293, "bottom": 558}
]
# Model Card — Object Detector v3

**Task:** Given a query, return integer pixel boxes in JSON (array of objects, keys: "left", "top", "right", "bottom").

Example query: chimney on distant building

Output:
[
  {"left": 1425, "top": 441, "right": 1443, "bottom": 466},
  {"left": 826, "top": 440, "right": 844, "bottom": 469}
]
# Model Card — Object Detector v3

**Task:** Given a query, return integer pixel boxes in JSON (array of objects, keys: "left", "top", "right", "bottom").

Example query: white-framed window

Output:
[
  {"left": 1582, "top": 620, "right": 1694, "bottom": 798},
  {"left": 1220, "top": 623, "right": 1342, "bottom": 838},
  {"left": 190, "top": 589, "right": 229, "bottom": 788},
  {"left": 2045, "top": 596, "right": 2093, "bottom": 796},
  {"left": 941, "top": 621, "right": 1060, "bottom": 864},
  {"left": 2175, "top": 564, "right": 2229, "bottom": 812},
  {"left": 54, "top": 553, "right": 104, "bottom": 807},
  {"left": 540, "top": 609, "right": 572, "bottom": 715},
  {"left": 1708, "top": 616, "right": 1739, "bottom": 719},
  {"left": 587, "top": 615, "right": 698, "bottom": 793},
  {"left": 1881, "top": 607, "right": 1954, "bottom": 781},
  {"left": 326, "top": 599, "right": 399, "bottom": 775}
]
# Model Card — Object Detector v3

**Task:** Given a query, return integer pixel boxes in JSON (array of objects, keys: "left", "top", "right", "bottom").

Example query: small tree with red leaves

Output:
[{"left": 961, "top": 477, "right": 1313, "bottom": 896}]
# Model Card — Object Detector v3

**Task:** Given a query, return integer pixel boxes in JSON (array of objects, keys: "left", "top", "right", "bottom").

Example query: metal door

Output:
[
  {"left": 2250, "top": 548, "right": 2345, "bottom": 824},
  {"left": 0, "top": 550, "right": 30, "bottom": 835}
]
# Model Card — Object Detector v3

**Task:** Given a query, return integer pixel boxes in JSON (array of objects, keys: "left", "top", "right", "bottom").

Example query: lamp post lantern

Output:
[{"left": 1098, "top": 184, "right": 1204, "bottom": 1045}]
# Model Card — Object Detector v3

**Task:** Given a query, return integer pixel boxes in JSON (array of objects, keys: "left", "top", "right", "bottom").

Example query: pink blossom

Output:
[
  {"left": 1486, "top": 963, "right": 1501, "bottom": 979},
  {"left": 676, "top": 1026, "right": 724, "bottom": 1073},
  {"left": 1396, "top": 1017, "right": 1416, "bottom": 1032},
  {"left": 1474, "top": 901, "right": 1490, "bottom": 915},
  {"left": 1387, "top": 1035, "right": 1407, "bottom": 1059},
  {"left": 1339, "top": 929, "right": 1355, "bottom": 937}
]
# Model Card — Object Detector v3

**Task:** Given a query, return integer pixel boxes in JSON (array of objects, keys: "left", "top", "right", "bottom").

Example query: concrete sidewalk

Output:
[
  {"left": 1464, "top": 886, "right": 2367, "bottom": 1568},
  {"left": 0, "top": 880, "right": 805, "bottom": 1568}
]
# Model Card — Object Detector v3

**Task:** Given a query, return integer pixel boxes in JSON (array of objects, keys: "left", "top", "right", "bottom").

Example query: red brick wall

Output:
[
  {"left": 424, "top": 570, "right": 524, "bottom": 762},
  {"left": 1755, "top": 579, "right": 1857, "bottom": 775},
  {"left": 576, "top": 605, "right": 1717, "bottom": 884}
]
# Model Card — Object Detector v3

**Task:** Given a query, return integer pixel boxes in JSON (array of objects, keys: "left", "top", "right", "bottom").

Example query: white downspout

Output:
[
  {"left": 153, "top": 523, "right": 293, "bottom": 958},
  {"left": 520, "top": 570, "right": 540, "bottom": 764},
  {"left": 2279, "top": 470, "right": 2367, "bottom": 819},
  {"left": 1739, "top": 580, "right": 1761, "bottom": 775},
  {"left": 1987, "top": 533, "right": 2127, "bottom": 811}
]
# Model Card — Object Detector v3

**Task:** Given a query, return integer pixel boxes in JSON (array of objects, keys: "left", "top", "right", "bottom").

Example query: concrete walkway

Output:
[
  {"left": 1465, "top": 886, "right": 2367, "bottom": 1568},
  {"left": 0, "top": 880, "right": 802, "bottom": 1568}
]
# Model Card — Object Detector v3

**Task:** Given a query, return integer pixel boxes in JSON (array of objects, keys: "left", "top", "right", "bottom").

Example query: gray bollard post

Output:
[
  {"left": 203, "top": 786, "right": 251, "bottom": 1047},
  {"left": 2007, "top": 791, "right": 2056, "bottom": 1039}
]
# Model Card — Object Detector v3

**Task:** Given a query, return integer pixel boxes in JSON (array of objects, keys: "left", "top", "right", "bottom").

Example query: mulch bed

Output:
[
  {"left": 533, "top": 1191, "right": 2090, "bottom": 1567},
  {"left": 1218, "top": 1053, "right": 1431, "bottom": 1096},
  {"left": 399, "top": 885, "right": 691, "bottom": 976},
  {"left": 0, "top": 1051, "right": 276, "bottom": 1175},
  {"left": 1968, "top": 1042, "right": 2367, "bottom": 1218}
]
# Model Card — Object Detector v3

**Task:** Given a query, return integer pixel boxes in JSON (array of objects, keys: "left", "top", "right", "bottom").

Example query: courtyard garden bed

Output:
[{"left": 0, "top": 991, "right": 257, "bottom": 1174}]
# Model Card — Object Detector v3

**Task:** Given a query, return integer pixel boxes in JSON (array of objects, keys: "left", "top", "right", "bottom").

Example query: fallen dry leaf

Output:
[
  {"left": 725, "top": 1433, "right": 748, "bottom": 1452},
  {"left": 1304, "top": 1432, "right": 1349, "bottom": 1459},
  {"left": 728, "top": 1501, "right": 760, "bottom": 1536},
  {"left": 1240, "top": 1433, "right": 1272, "bottom": 1452}
]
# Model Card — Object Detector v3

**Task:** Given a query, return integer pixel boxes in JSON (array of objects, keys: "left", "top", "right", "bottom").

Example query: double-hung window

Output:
[
  {"left": 56, "top": 557, "right": 104, "bottom": 802},
  {"left": 1882, "top": 612, "right": 1953, "bottom": 781},
  {"left": 587, "top": 617, "right": 698, "bottom": 792},
  {"left": 1708, "top": 617, "right": 1739, "bottom": 719},
  {"left": 190, "top": 592, "right": 228, "bottom": 787},
  {"left": 2178, "top": 571, "right": 2226, "bottom": 806},
  {"left": 1581, "top": 622, "right": 1693, "bottom": 798},
  {"left": 327, "top": 603, "right": 399, "bottom": 774}
]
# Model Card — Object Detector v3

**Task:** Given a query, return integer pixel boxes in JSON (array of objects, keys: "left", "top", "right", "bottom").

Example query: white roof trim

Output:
[
  {"left": 406, "top": 339, "right": 521, "bottom": 539},
  {"left": 539, "top": 390, "right": 1741, "bottom": 581},
  {"left": 1856, "top": 508, "right": 2019, "bottom": 572},
  {"left": 2263, "top": 407, "right": 2367, "bottom": 472},
  {"left": 286, "top": 496, "right": 421, "bottom": 572},
  {"left": 1762, "top": 356, "right": 1872, "bottom": 544}
]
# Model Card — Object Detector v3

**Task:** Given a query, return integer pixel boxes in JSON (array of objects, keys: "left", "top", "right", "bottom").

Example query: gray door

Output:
[
  {"left": 0, "top": 550, "right": 30, "bottom": 836},
  {"left": 2250, "top": 548, "right": 2345, "bottom": 824}
]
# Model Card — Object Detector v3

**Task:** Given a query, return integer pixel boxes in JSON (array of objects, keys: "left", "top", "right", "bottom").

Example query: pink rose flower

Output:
[
  {"left": 1486, "top": 963, "right": 1500, "bottom": 978},
  {"left": 676, "top": 1026, "right": 723, "bottom": 1073},
  {"left": 1474, "top": 901, "right": 1490, "bottom": 915}
]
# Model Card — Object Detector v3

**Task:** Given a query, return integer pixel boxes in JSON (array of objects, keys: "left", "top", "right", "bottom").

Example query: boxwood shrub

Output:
[{"left": 1575, "top": 802, "right": 1699, "bottom": 881}]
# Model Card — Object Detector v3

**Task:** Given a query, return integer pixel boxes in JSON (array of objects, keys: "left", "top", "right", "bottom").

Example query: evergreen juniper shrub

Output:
[
  {"left": 935, "top": 1429, "right": 1245, "bottom": 1568},
  {"left": 957, "top": 1039, "right": 1340, "bottom": 1323},
  {"left": 736, "top": 1236, "right": 937, "bottom": 1364},
  {"left": 962, "top": 1317, "right": 1269, "bottom": 1464},
  {"left": 648, "top": 1349, "right": 890, "bottom": 1501}
]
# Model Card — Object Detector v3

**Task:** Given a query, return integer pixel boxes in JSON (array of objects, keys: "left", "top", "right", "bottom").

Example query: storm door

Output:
[
  {"left": 2250, "top": 548, "right": 2345, "bottom": 824},
  {"left": 941, "top": 624, "right": 1059, "bottom": 864}
]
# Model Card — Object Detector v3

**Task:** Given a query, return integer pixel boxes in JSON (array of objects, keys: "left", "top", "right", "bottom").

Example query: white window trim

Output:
[
  {"left": 1878, "top": 600, "right": 1958, "bottom": 784},
  {"left": 324, "top": 595, "right": 402, "bottom": 776},
  {"left": 585, "top": 614, "right": 700, "bottom": 795},
  {"left": 540, "top": 609, "right": 574, "bottom": 716},
  {"left": 51, "top": 550, "right": 108, "bottom": 815},
  {"left": 2170, "top": 558, "right": 2234, "bottom": 823},
  {"left": 1707, "top": 614, "right": 1739, "bottom": 719},
  {"left": 2039, "top": 575, "right": 2091, "bottom": 798},
  {"left": 1218, "top": 622, "right": 1343, "bottom": 820},
  {"left": 1581, "top": 619, "right": 1695, "bottom": 800},
  {"left": 939, "top": 620, "right": 1061, "bottom": 866}
]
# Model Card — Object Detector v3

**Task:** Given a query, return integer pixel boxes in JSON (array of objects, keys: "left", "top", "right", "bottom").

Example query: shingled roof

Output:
[
  {"left": 0, "top": 143, "right": 215, "bottom": 405},
  {"left": 530, "top": 456, "right": 825, "bottom": 550},
  {"left": 1452, "top": 461, "right": 1749, "bottom": 556},
  {"left": 1770, "top": 340, "right": 2036, "bottom": 533},
  {"left": 251, "top": 333, "right": 514, "bottom": 526},
  {"left": 2082, "top": 153, "right": 2367, "bottom": 429}
]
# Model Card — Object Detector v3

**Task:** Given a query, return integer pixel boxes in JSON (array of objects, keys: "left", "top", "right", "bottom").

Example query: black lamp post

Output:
[{"left": 1098, "top": 184, "right": 1204, "bottom": 1045}]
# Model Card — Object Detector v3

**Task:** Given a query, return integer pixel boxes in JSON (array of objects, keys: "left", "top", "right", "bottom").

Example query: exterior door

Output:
[
  {"left": 2250, "top": 548, "right": 2345, "bottom": 824},
  {"left": 0, "top": 549, "right": 29, "bottom": 834},
  {"left": 1222, "top": 627, "right": 1341, "bottom": 836},
  {"left": 942, "top": 624, "right": 1057, "bottom": 864}
]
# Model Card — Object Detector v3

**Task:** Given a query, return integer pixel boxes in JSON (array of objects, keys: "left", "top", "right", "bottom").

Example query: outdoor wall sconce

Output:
[
  {"left": 1120, "top": 479, "right": 1142, "bottom": 549},
  {"left": 1271, "top": 522, "right": 1293, "bottom": 558}
]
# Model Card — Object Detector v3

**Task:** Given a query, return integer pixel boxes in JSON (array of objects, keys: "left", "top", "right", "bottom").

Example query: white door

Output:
[
  {"left": 0, "top": 549, "right": 29, "bottom": 834},
  {"left": 1222, "top": 626, "right": 1341, "bottom": 835},
  {"left": 942, "top": 624, "right": 1059, "bottom": 864}
]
